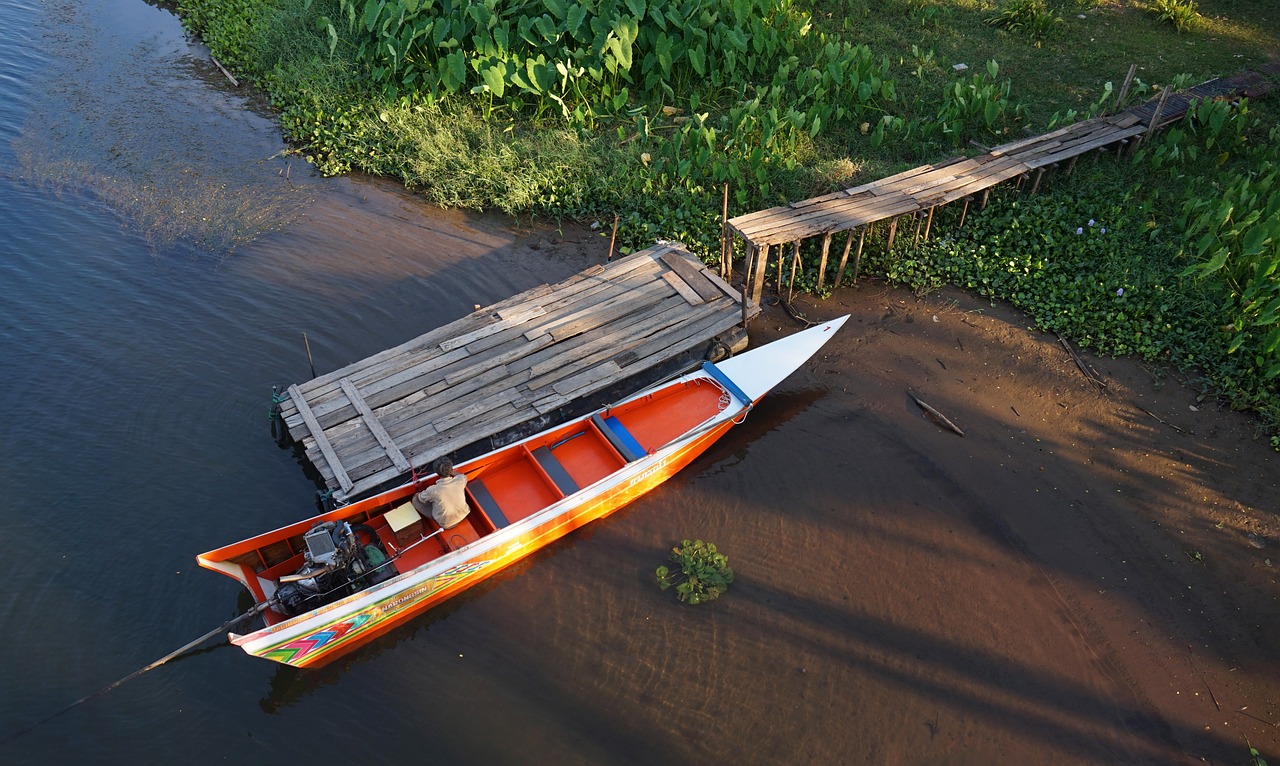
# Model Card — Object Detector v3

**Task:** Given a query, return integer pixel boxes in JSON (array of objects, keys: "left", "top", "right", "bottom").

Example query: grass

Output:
[{"left": 172, "top": 0, "right": 1280, "bottom": 437}]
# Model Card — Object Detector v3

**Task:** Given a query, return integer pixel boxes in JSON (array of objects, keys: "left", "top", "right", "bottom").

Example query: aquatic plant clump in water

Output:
[{"left": 656, "top": 539, "right": 734, "bottom": 605}]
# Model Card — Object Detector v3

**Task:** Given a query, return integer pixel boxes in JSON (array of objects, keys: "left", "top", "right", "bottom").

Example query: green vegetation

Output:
[
  {"left": 1148, "top": 0, "right": 1199, "bottom": 33},
  {"left": 655, "top": 539, "right": 734, "bottom": 604},
  {"left": 173, "top": 0, "right": 1279, "bottom": 436},
  {"left": 984, "top": 0, "right": 1063, "bottom": 48}
]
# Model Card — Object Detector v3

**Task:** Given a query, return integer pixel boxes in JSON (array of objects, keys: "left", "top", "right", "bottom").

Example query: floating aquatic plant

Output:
[{"left": 655, "top": 539, "right": 734, "bottom": 605}]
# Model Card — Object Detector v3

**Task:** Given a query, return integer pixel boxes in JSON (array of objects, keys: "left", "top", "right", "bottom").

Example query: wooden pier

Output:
[
  {"left": 280, "top": 242, "right": 758, "bottom": 501},
  {"left": 726, "top": 65, "right": 1278, "bottom": 305}
]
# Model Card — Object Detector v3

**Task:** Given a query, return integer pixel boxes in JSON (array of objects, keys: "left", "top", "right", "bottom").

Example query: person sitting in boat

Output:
[{"left": 412, "top": 457, "right": 469, "bottom": 529}]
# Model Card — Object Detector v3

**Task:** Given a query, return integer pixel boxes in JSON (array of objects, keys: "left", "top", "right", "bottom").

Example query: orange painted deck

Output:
[{"left": 280, "top": 242, "right": 758, "bottom": 502}]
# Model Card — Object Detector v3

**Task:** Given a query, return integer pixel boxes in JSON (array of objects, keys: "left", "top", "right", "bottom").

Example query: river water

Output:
[
  {"left": 0, "top": 1, "right": 830, "bottom": 763},
  {"left": 9, "top": 3, "right": 1280, "bottom": 764}
]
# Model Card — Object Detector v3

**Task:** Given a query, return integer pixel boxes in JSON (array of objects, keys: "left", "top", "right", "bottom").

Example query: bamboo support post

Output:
[
  {"left": 776, "top": 244, "right": 787, "bottom": 293},
  {"left": 852, "top": 226, "right": 866, "bottom": 283},
  {"left": 923, "top": 206, "right": 936, "bottom": 241},
  {"left": 786, "top": 240, "right": 801, "bottom": 302},
  {"left": 912, "top": 211, "right": 924, "bottom": 246},
  {"left": 1029, "top": 167, "right": 1046, "bottom": 195},
  {"left": 833, "top": 229, "right": 856, "bottom": 288},
  {"left": 1065, "top": 154, "right": 1080, "bottom": 177},
  {"left": 958, "top": 197, "right": 971, "bottom": 228},
  {"left": 980, "top": 188, "right": 991, "bottom": 209},
  {"left": 814, "top": 232, "right": 832, "bottom": 291},
  {"left": 886, "top": 218, "right": 898, "bottom": 253},
  {"left": 1138, "top": 86, "right": 1172, "bottom": 149},
  {"left": 719, "top": 184, "right": 730, "bottom": 279},
  {"left": 1115, "top": 64, "right": 1138, "bottom": 112}
]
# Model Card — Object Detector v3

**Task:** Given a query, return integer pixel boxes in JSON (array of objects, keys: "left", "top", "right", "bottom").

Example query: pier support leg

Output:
[
  {"left": 816, "top": 232, "right": 832, "bottom": 292},
  {"left": 750, "top": 243, "right": 769, "bottom": 307},
  {"left": 720, "top": 184, "right": 731, "bottom": 279},
  {"left": 834, "top": 229, "right": 856, "bottom": 289},
  {"left": 786, "top": 240, "right": 801, "bottom": 302},
  {"left": 1029, "top": 167, "right": 1046, "bottom": 195},
  {"left": 852, "top": 227, "right": 866, "bottom": 283}
]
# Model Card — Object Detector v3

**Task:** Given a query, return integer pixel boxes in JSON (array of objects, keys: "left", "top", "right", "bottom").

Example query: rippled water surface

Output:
[{"left": 0, "top": 1, "right": 836, "bottom": 763}]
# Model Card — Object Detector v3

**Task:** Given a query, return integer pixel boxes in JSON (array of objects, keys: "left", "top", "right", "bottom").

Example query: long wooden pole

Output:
[
  {"left": 2, "top": 601, "right": 274, "bottom": 744},
  {"left": 303, "top": 332, "right": 317, "bottom": 378},
  {"left": 720, "top": 184, "right": 731, "bottom": 279},
  {"left": 607, "top": 214, "right": 619, "bottom": 261},
  {"left": 1115, "top": 63, "right": 1138, "bottom": 112}
]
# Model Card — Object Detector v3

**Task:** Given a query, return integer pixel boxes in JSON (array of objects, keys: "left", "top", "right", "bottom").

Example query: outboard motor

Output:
[{"left": 273, "top": 521, "right": 396, "bottom": 617}]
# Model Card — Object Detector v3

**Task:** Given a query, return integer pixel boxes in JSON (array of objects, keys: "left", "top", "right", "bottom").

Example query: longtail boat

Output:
[{"left": 198, "top": 316, "right": 848, "bottom": 667}]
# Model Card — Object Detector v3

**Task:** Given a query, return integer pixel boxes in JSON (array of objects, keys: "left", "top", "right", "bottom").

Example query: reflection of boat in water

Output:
[{"left": 199, "top": 316, "right": 848, "bottom": 668}]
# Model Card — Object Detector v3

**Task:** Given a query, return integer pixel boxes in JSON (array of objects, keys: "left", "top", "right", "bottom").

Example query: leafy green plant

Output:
[
  {"left": 1177, "top": 156, "right": 1280, "bottom": 380},
  {"left": 1148, "top": 0, "right": 1199, "bottom": 33},
  {"left": 984, "top": 0, "right": 1062, "bottom": 47},
  {"left": 655, "top": 539, "right": 734, "bottom": 605}
]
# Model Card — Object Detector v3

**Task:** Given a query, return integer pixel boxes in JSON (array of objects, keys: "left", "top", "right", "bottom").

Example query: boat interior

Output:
[{"left": 211, "top": 375, "right": 732, "bottom": 625}]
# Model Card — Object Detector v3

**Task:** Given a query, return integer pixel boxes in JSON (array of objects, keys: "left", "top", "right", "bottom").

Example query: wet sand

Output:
[{"left": 702, "top": 283, "right": 1280, "bottom": 764}]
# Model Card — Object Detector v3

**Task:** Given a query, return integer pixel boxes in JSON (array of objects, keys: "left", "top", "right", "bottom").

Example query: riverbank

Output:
[{"left": 724, "top": 281, "right": 1280, "bottom": 763}]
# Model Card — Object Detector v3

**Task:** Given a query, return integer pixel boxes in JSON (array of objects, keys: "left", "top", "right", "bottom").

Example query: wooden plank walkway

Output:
[
  {"left": 280, "top": 242, "right": 758, "bottom": 501},
  {"left": 725, "top": 66, "right": 1276, "bottom": 305}
]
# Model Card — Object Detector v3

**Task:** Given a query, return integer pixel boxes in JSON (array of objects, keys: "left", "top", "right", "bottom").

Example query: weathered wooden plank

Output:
[
  {"left": 659, "top": 250, "right": 722, "bottom": 302},
  {"left": 440, "top": 306, "right": 547, "bottom": 351},
  {"left": 338, "top": 377, "right": 410, "bottom": 473},
  {"left": 333, "top": 368, "right": 535, "bottom": 481},
  {"left": 1026, "top": 125, "right": 1146, "bottom": 169},
  {"left": 284, "top": 249, "right": 664, "bottom": 416},
  {"left": 288, "top": 384, "right": 354, "bottom": 495},
  {"left": 552, "top": 360, "right": 622, "bottom": 397},
  {"left": 662, "top": 271, "right": 704, "bottom": 305},
  {"left": 445, "top": 333, "right": 555, "bottom": 387},
  {"left": 701, "top": 269, "right": 743, "bottom": 304},
  {"left": 516, "top": 293, "right": 693, "bottom": 378},
  {"left": 525, "top": 295, "right": 690, "bottom": 389},
  {"left": 539, "top": 280, "right": 673, "bottom": 343}
]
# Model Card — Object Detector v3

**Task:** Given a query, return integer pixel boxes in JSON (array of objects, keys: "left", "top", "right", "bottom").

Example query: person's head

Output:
[{"left": 435, "top": 457, "right": 455, "bottom": 478}]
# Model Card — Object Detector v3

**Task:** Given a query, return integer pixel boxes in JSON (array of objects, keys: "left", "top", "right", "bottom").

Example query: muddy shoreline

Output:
[{"left": 733, "top": 281, "right": 1279, "bottom": 763}]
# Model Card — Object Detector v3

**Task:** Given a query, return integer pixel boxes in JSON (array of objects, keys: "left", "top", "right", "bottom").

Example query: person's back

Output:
[{"left": 412, "top": 458, "right": 469, "bottom": 529}]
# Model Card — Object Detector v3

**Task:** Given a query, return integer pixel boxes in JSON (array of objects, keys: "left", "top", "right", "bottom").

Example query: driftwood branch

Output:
[
  {"left": 1135, "top": 405, "right": 1194, "bottom": 435},
  {"left": 908, "top": 390, "right": 965, "bottom": 436},
  {"left": 210, "top": 55, "right": 239, "bottom": 87},
  {"left": 1057, "top": 334, "right": 1108, "bottom": 392}
]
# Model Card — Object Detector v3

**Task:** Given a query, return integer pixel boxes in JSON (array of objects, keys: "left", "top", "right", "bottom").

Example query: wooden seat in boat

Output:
[
  {"left": 467, "top": 479, "right": 511, "bottom": 529},
  {"left": 531, "top": 446, "right": 580, "bottom": 495},
  {"left": 591, "top": 413, "right": 645, "bottom": 462}
]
